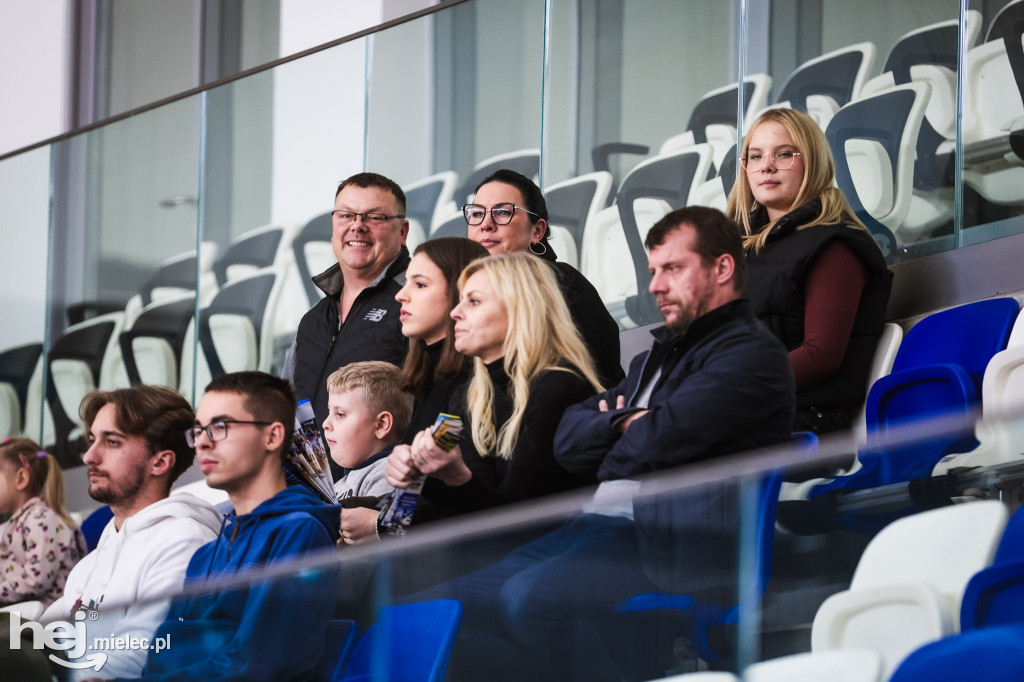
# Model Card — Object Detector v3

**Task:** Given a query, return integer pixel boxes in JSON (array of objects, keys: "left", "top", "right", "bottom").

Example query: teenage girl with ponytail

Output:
[{"left": 0, "top": 438, "right": 87, "bottom": 607}]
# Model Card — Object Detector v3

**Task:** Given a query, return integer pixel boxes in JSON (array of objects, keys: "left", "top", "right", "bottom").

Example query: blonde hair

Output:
[
  {"left": 459, "top": 253, "right": 603, "bottom": 458},
  {"left": 725, "top": 108, "right": 868, "bottom": 252},
  {"left": 326, "top": 361, "right": 414, "bottom": 437},
  {"left": 0, "top": 438, "right": 77, "bottom": 528}
]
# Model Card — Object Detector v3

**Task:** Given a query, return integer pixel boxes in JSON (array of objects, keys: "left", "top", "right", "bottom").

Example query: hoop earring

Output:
[{"left": 530, "top": 241, "right": 547, "bottom": 256}]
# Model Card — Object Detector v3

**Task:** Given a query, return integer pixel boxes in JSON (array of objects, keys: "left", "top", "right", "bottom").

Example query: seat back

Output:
[
  {"left": 47, "top": 312, "right": 126, "bottom": 457},
  {"left": 454, "top": 149, "right": 540, "bottom": 207},
  {"left": 317, "top": 619, "right": 359, "bottom": 682},
  {"left": 615, "top": 145, "right": 716, "bottom": 326},
  {"left": 687, "top": 76, "right": 772, "bottom": 167},
  {"left": 404, "top": 171, "right": 459, "bottom": 238},
  {"left": 291, "top": 212, "right": 334, "bottom": 307},
  {"left": 118, "top": 294, "right": 197, "bottom": 388},
  {"left": 429, "top": 211, "right": 469, "bottom": 240},
  {"left": 892, "top": 298, "right": 1019, "bottom": 384},
  {"left": 340, "top": 600, "right": 462, "bottom": 682},
  {"left": 810, "top": 501, "right": 1008, "bottom": 678},
  {"left": 0, "top": 343, "right": 43, "bottom": 438},
  {"left": 985, "top": 0, "right": 1024, "bottom": 110},
  {"left": 197, "top": 267, "right": 287, "bottom": 381},
  {"left": 825, "top": 83, "right": 930, "bottom": 258},
  {"left": 848, "top": 500, "right": 1007, "bottom": 601},
  {"left": 543, "top": 171, "right": 614, "bottom": 270},
  {"left": 81, "top": 505, "right": 113, "bottom": 552},
  {"left": 776, "top": 42, "right": 877, "bottom": 113},
  {"left": 214, "top": 223, "right": 298, "bottom": 287},
  {"left": 862, "top": 365, "right": 980, "bottom": 485},
  {"left": 852, "top": 322, "right": 904, "bottom": 444},
  {"left": 959, "top": 505, "right": 1024, "bottom": 631}
]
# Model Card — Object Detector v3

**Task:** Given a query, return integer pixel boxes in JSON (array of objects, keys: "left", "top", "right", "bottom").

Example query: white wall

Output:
[
  {"left": 271, "top": 1, "right": 384, "bottom": 225},
  {"left": 0, "top": 0, "right": 71, "bottom": 155}
]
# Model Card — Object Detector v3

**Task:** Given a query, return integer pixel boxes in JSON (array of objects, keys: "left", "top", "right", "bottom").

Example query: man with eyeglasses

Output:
[
  {"left": 285, "top": 172, "right": 411, "bottom": 430},
  {"left": 107, "top": 371, "right": 340, "bottom": 682},
  {"left": 42, "top": 385, "right": 221, "bottom": 681}
]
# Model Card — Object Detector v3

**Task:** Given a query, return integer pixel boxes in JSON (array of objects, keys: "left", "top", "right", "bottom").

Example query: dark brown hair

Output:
[
  {"left": 644, "top": 206, "right": 748, "bottom": 293},
  {"left": 335, "top": 171, "right": 407, "bottom": 214},
  {"left": 204, "top": 371, "right": 297, "bottom": 453},
  {"left": 398, "top": 238, "right": 489, "bottom": 395},
  {"left": 80, "top": 385, "right": 196, "bottom": 488}
]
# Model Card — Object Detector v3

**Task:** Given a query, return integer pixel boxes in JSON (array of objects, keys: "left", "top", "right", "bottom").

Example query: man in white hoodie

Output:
[{"left": 42, "top": 385, "right": 221, "bottom": 681}]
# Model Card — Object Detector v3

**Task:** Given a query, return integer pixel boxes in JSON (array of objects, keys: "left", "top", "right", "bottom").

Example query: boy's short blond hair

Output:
[{"left": 326, "top": 361, "right": 414, "bottom": 437}]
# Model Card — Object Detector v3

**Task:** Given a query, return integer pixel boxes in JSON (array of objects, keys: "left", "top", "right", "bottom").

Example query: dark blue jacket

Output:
[
  {"left": 554, "top": 299, "right": 795, "bottom": 598},
  {"left": 555, "top": 298, "right": 795, "bottom": 481},
  {"left": 135, "top": 485, "right": 340, "bottom": 682}
]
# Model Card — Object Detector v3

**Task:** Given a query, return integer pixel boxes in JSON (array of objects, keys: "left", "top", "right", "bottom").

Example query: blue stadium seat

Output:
[
  {"left": 959, "top": 505, "right": 1024, "bottom": 631},
  {"left": 81, "top": 505, "right": 113, "bottom": 552},
  {"left": 889, "top": 623, "right": 1024, "bottom": 682},
  {"left": 889, "top": 502, "right": 1024, "bottom": 682},
  {"left": 614, "top": 434, "right": 815, "bottom": 665},
  {"left": 813, "top": 298, "right": 1019, "bottom": 501},
  {"left": 318, "top": 619, "right": 359, "bottom": 682},
  {"left": 338, "top": 600, "right": 462, "bottom": 682}
]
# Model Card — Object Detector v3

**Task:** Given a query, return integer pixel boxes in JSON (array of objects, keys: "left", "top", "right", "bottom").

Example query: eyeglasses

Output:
[
  {"left": 185, "top": 419, "right": 274, "bottom": 448},
  {"left": 741, "top": 151, "right": 803, "bottom": 172},
  {"left": 462, "top": 203, "right": 541, "bottom": 226},
  {"left": 331, "top": 210, "right": 405, "bottom": 226}
]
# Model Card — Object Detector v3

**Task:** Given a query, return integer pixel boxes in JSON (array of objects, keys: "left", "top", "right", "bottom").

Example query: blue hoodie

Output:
[{"left": 133, "top": 485, "right": 341, "bottom": 682}]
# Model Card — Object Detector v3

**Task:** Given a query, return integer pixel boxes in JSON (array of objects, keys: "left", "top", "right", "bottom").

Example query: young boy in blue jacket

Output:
[{"left": 103, "top": 371, "right": 340, "bottom": 682}]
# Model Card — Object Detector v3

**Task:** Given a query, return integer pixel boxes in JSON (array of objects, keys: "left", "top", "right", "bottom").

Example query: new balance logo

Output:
[{"left": 364, "top": 308, "right": 388, "bottom": 322}]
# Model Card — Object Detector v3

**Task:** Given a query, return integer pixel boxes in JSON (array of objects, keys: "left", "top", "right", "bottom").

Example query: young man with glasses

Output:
[
  {"left": 42, "top": 385, "right": 222, "bottom": 681},
  {"left": 106, "top": 371, "right": 340, "bottom": 682},
  {"left": 286, "top": 172, "right": 412, "bottom": 429}
]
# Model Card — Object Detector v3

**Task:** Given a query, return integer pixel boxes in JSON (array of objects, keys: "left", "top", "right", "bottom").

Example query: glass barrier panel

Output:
[
  {"left": 14, "top": 404, "right": 1022, "bottom": 680},
  {"left": 43, "top": 96, "right": 203, "bottom": 468},
  {"left": 191, "top": 36, "right": 371, "bottom": 402},
  {"left": 544, "top": 0, "right": 735, "bottom": 330},
  {"left": 365, "top": 0, "right": 547, "bottom": 247},
  {"left": 960, "top": 0, "right": 1024, "bottom": 248},
  {"left": 0, "top": 146, "right": 53, "bottom": 446},
  {"left": 751, "top": 1, "right": 960, "bottom": 265}
]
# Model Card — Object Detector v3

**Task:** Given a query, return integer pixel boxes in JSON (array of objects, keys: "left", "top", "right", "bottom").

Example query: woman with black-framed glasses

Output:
[
  {"left": 727, "top": 108, "right": 893, "bottom": 434},
  {"left": 463, "top": 169, "right": 624, "bottom": 386}
]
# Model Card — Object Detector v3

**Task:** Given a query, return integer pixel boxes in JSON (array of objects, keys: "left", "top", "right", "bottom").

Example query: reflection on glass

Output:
[
  {"left": 42, "top": 97, "right": 202, "bottom": 465},
  {"left": 961, "top": 0, "right": 1024, "bottom": 246},
  {"left": 0, "top": 147, "right": 52, "bottom": 445}
]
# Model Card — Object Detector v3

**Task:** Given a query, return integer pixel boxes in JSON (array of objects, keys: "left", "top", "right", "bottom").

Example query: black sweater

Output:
[
  {"left": 402, "top": 341, "right": 470, "bottom": 443},
  {"left": 422, "top": 360, "right": 598, "bottom": 513}
]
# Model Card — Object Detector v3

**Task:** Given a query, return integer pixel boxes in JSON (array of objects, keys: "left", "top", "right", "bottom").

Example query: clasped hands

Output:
[{"left": 385, "top": 426, "right": 472, "bottom": 489}]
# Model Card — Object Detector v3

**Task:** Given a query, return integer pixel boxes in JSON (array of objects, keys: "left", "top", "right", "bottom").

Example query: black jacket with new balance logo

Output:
[{"left": 289, "top": 247, "right": 410, "bottom": 427}]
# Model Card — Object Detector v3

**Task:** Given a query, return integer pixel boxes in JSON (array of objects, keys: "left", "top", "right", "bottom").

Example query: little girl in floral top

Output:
[{"left": 0, "top": 438, "right": 86, "bottom": 608}]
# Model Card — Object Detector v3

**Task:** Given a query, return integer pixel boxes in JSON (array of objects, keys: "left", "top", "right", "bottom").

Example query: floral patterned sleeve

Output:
[{"left": 0, "top": 497, "right": 87, "bottom": 608}]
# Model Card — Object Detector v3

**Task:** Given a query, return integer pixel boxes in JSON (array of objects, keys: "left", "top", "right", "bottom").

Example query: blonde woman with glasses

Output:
[
  {"left": 386, "top": 252, "right": 604, "bottom": 512},
  {"left": 727, "top": 107, "right": 892, "bottom": 434}
]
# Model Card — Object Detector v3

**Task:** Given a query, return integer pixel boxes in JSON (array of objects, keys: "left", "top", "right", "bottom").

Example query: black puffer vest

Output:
[{"left": 745, "top": 200, "right": 893, "bottom": 412}]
